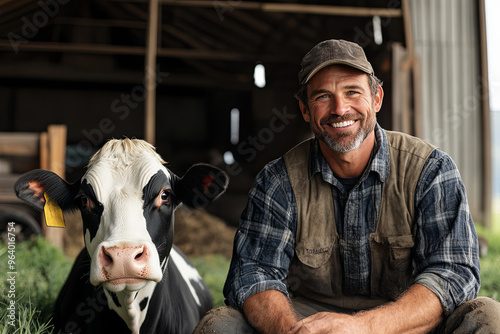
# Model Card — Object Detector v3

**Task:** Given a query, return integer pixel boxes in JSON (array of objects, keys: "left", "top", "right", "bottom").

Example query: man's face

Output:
[{"left": 300, "top": 65, "right": 383, "bottom": 153}]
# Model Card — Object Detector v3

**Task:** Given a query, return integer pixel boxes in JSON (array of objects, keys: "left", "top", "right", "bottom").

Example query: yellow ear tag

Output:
[{"left": 43, "top": 193, "right": 66, "bottom": 228}]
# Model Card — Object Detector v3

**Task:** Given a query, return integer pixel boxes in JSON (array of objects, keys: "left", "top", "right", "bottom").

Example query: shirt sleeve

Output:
[
  {"left": 223, "top": 158, "right": 297, "bottom": 311},
  {"left": 413, "top": 149, "right": 480, "bottom": 316}
]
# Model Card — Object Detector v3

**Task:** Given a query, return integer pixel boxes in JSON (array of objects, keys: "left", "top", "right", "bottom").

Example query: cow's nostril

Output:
[
  {"left": 134, "top": 246, "right": 146, "bottom": 261},
  {"left": 103, "top": 248, "right": 113, "bottom": 263},
  {"left": 101, "top": 247, "right": 113, "bottom": 266}
]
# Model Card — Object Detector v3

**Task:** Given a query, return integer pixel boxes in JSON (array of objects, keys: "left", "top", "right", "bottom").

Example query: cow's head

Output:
[{"left": 15, "top": 139, "right": 228, "bottom": 293}]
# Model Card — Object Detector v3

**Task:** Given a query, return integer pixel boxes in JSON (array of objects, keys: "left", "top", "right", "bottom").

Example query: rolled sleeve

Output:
[
  {"left": 223, "top": 158, "right": 297, "bottom": 311},
  {"left": 413, "top": 150, "right": 480, "bottom": 315}
]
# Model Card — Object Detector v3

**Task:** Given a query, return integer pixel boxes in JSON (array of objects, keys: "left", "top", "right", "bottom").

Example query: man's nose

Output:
[{"left": 331, "top": 95, "right": 349, "bottom": 116}]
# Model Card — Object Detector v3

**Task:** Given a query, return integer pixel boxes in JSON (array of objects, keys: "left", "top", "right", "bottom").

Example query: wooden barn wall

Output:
[{"left": 410, "top": 0, "right": 484, "bottom": 221}]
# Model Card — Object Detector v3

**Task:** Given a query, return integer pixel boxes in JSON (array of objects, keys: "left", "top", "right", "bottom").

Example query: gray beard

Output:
[{"left": 317, "top": 129, "right": 367, "bottom": 153}]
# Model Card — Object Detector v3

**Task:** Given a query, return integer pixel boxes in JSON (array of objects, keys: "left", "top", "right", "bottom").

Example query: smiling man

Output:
[{"left": 194, "top": 39, "right": 500, "bottom": 333}]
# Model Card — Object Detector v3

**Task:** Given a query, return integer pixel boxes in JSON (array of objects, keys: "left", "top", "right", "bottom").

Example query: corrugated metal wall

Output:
[{"left": 410, "top": 0, "right": 483, "bottom": 220}]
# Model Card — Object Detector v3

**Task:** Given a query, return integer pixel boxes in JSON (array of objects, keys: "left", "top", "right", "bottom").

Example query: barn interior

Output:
[{"left": 0, "top": 1, "right": 410, "bottom": 231}]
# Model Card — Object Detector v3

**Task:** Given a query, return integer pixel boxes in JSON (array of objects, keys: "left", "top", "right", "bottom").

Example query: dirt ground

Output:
[{"left": 62, "top": 205, "right": 236, "bottom": 259}]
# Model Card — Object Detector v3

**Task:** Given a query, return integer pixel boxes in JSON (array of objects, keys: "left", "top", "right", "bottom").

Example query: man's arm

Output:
[
  {"left": 288, "top": 284, "right": 442, "bottom": 334},
  {"left": 244, "top": 290, "right": 300, "bottom": 334}
]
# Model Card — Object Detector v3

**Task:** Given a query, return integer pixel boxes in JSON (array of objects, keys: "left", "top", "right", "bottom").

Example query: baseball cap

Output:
[{"left": 298, "top": 39, "right": 374, "bottom": 84}]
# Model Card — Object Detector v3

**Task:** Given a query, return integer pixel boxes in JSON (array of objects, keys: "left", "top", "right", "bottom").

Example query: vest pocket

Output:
[
  {"left": 295, "top": 241, "right": 334, "bottom": 268},
  {"left": 370, "top": 234, "right": 414, "bottom": 300},
  {"left": 288, "top": 239, "right": 342, "bottom": 299}
]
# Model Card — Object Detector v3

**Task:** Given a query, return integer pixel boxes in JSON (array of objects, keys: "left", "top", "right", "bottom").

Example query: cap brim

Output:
[{"left": 303, "top": 60, "right": 373, "bottom": 84}]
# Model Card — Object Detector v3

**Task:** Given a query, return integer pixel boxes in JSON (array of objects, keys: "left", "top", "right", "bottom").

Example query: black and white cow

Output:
[{"left": 15, "top": 139, "right": 228, "bottom": 334}]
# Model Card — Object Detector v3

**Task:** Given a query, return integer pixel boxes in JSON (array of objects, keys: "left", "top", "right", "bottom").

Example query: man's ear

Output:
[
  {"left": 175, "top": 164, "right": 229, "bottom": 209},
  {"left": 373, "top": 85, "right": 384, "bottom": 113},
  {"left": 14, "top": 170, "right": 80, "bottom": 227}
]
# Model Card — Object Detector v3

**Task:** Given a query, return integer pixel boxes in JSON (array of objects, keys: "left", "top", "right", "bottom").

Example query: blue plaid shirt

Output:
[{"left": 224, "top": 124, "right": 480, "bottom": 316}]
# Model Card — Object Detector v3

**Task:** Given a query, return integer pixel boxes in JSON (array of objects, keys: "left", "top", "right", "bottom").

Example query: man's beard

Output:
[{"left": 312, "top": 114, "right": 377, "bottom": 153}]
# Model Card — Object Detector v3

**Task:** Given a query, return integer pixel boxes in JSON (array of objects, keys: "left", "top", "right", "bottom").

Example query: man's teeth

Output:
[{"left": 330, "top": 120, "right": 355, "bottom": 128}]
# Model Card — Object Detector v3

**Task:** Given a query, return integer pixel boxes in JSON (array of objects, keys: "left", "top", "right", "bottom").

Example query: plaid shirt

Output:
[{"left": 224, "top": 124, "right": 480, "bottom": 316}]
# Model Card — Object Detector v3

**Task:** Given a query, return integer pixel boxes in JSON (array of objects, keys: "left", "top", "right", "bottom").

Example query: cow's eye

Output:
[
  {"left": 160, "top": 190, "right": 171, "bottom": 205},
  {"left": 80, "top": 194, "right": 93, "bottom": 210}
]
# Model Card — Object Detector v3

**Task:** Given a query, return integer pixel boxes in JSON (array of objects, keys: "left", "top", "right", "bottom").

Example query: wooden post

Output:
[
  {"left": 478, "top": 0, "right": 492, "bottom": 228},
  {"left": 145, "top": 0, "right": 159, "bottom": 145},
  {"left": 40, "top": 125, "right": 67, "bottom": 248}
]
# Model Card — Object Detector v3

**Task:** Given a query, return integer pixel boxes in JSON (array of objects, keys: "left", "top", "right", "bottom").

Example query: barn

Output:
[
  {"left": 0, "top": 1, "right": 494, "bottom": 331},
  {"left": 0, "top": 0, "right": 492, "bottom": 233}
]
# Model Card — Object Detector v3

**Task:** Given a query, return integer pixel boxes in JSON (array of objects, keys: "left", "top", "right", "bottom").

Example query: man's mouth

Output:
[{"left": 329, "top": 120, "right": 356, "bottom": 128}]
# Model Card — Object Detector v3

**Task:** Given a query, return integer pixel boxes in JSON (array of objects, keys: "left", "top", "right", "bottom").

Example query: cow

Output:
[{"left": 14, "top": 139, "right": 229, "bottom": 334}]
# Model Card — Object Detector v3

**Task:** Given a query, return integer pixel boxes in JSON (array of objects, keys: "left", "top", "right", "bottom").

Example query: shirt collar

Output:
[{"left": 309, "top": 123, "right": 390, "bottom": 183}]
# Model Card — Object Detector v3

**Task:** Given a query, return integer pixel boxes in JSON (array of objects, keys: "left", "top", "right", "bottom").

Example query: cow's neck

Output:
[{"left": 104, "top": 281, "right": 157, "bottom": 334}]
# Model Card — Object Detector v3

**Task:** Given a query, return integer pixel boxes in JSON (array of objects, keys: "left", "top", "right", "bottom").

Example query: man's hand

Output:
[
  {"left": 287, "top": 312, "right": 371, "bottom": 334},
  {"left": 244, "top": 290, "right": 299, "bottom": 334},
  {"left": 289, "top": 284, "right": 442, "bottom": 334},
  {"left": 244, "top": 284, "right": 442, "bottom": 334}
]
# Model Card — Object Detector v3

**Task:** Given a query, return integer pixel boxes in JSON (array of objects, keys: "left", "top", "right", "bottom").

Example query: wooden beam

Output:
[
  {"left": 0, "top": 132, "right": 39, "bottom": 156},
  {"left": 0, "top": 40, "right": 146, "bottom": 55},
  {"left": 478, "top": 0, "right": 492, "bottom": 228},
  {"left": 262, "top": 3, "right": 402, "bottom": 17},
  {"left": 160, "top": 1, "right": 402, "bottom": 17},
  {"left": 53, "top": 17, "right": 147, "bottom": 29},
  {"left": 145, "top": 0, "right": 159, "bottom": 145},
  {"left": 0, "top": 39, "right": 292, "bottom": 62},
  {"left": 400, "top": 0, "right": 419, "bottom": 136}
]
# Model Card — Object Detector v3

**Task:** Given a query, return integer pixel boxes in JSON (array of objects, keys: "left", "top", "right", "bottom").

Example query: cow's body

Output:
[
  {"left": 54, "top": 246, "right": 211, "bottom": 334},
  {"left": 15, "top": 139, "right": 228, "bottom": 333}
]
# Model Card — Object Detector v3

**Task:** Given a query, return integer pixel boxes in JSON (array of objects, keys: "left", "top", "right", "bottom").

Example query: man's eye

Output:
[
  {"left": 347, "top": 91, "right": 359, "bottom": 96},
  {"left": 311, "top": 94, "right": 330, "bottom": 103}
]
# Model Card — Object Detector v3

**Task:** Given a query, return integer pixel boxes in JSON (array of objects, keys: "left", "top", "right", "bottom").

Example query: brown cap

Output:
[{"left": 298, "top": 39, "right": 374, "bottom": 84}]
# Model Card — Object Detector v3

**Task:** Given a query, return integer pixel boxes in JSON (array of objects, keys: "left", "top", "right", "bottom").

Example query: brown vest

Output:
[{"left": 284, "top": 131, "right": 435, "bottom": 310}]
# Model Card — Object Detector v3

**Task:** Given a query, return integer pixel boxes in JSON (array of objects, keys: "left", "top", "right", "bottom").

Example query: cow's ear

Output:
[
  {"left": 176, "top": 163, "right": 229, "bottom": 209},
  {"left": 15, "top": 170, "right": 79, "bottom": 227}
]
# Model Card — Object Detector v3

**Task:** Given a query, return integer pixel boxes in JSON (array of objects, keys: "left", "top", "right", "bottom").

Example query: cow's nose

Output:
[{"left": 99, "top": 245, "right": 150, "bottom": 280}]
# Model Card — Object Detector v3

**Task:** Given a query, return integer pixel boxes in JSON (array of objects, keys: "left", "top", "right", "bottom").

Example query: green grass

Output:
[
  {"left": 190, "top": 254, "right": 231, "bottom": 307},
  {"left": 0, "top": 236, "right": 73, "bottom": 333},
  {"left": 477, "top": 210, "right": 500, "bottom": 300}
]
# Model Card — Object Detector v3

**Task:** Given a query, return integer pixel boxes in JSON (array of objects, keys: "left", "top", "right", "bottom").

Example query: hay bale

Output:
[{"left": 174, "top": 206, "right": 236, "bottom": 258}]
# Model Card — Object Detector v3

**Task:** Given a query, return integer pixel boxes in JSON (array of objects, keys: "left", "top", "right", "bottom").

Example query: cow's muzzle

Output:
[{"left": 93, "top": 243, "right": 162, "bottom": 290}]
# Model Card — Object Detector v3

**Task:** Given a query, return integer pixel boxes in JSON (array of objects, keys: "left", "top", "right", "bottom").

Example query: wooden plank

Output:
[
  {"left": 0, "top": 174, "right": 22, "bottom": 203},
  {"left": 39, "top": 132, "right": 48, "bottom": 170},
  {"left": 47, "top": 125, "right": 66, "bottom": 177},
  {"left": 0, "top": 132, "right": 39, "bottom": 156},
  {"left": 40, "top": 125, "right": 67, "bottom": 249}
]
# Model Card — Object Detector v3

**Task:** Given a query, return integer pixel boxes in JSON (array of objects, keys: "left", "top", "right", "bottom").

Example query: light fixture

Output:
[{"left": 254, "top": 63, "right": 266, "bottom": 88}]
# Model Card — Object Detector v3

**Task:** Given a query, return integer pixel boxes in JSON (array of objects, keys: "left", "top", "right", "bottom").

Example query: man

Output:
[{"left": 194, "top": 39, "right": 500, "bottom": 333}]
